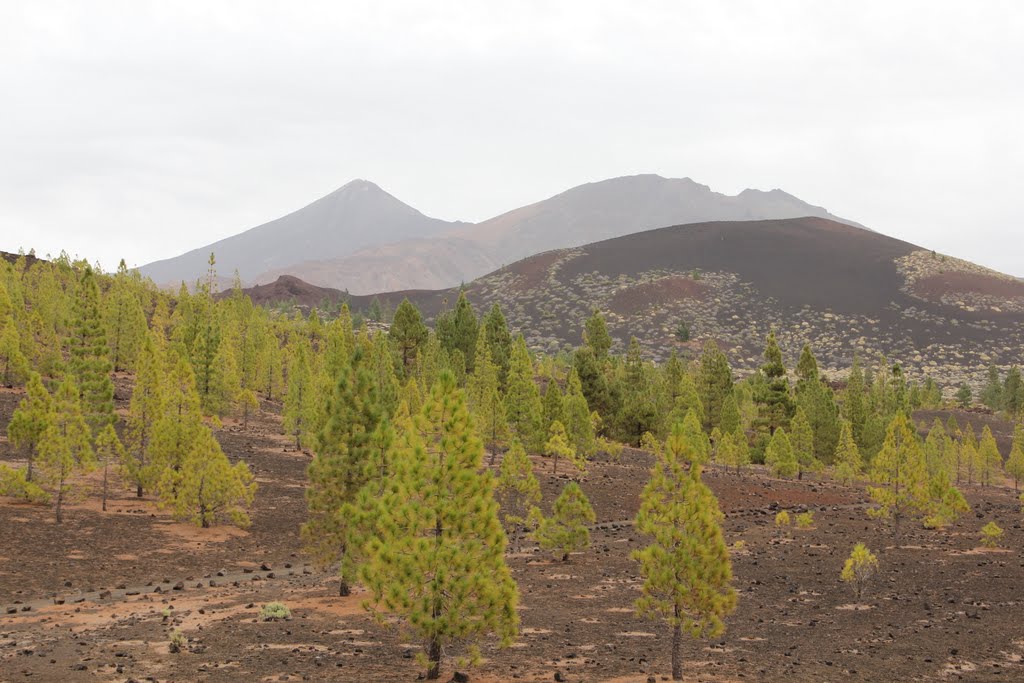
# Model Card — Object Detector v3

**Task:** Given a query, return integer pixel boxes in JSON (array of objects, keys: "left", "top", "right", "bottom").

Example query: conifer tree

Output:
[
  {"left": 797, "top": 378, "right": 840, "bottom": 462},
  {"left": 843, "top": 355, "right": 868, "bottom": 446},
  {"left": 496, "top": 440, "right": 541, "bottom": 550},
  {"left": 977, "top": 425, "right": 1002, "bottom": 487},
  {"left": 583, "top": 309, "right": 612, "bottom": 361},
  {"left": 833, "top": 420, "right": 863, "bottom": 485},
  {"left": 563, "top": 368, "right": 597, "bottom": 459},
  {"left": 542, "top": 379, "right": 565, "bottom": 434},
  {"left": 37, "top": 378, "right": 95, "bottom": 523},
  {"left": 1007, "top": 424, "right": 1024, "bottom": 491},
  {"left": 149, "top": 350, "right": 204, "bottom": 482},
  {"left": 468, "top": 334, "right": 508, "bottom": 464},
  {"left": 790, "top": 407, "right": 820, "bottom": 479},
  {"left": 795, "top": 344, "right": 819, "bottom": 392},
  {"left": 535, "top": 482, "right": 595, "bottom": 562},
  {"left": 668, "top": 370, "right": 706, "bottom": 431},
  {"left": 436, "top": 289, "right": 479, "bottom": 371},
  {"left": 673, "top": 410, "right": 710, "bottom": 467},
  {"left": 482, "top": 303, "right": 513, "bottom": 388},
  {"left": 259, "top": 335, "right": 285, "bottom": 401},
  {"left": 302, "top": 346, "right": 389, "bottom": 597},
  {"left": 67, "top": 266, "right": 115, "bottom": 437},
  {"left": 955, "top": 383, "right": 972, "bottom": 408},
  {"left": 0, "top": 316, "right": 29, "bottom": 386},
  {"left": 94, "top": 423, "right": 127, "bottom": 512},
  {"left": 207, "top": 338, "right": 242, "bottom": 417},
  {"left": 124, "top": 333, "right": 165, "bottom": 497},
  {"left": 389, "top": 298, "right": 428, "bottom": 375},
  {"left": 158, "top": 427, "right": 256, "bottom": 528},
  {"left": 698, "top": 340, "right": 733, "bottom": 431},
  {"left": 633, "top": 420, "right": 737, "bottom": 680},
  {"left": 362, "top": 371, "right": 518, "bottom": 679},
  {"left": 961, "top": 440, "right": 979, "bottom": 485},
  {"left": 236, "top": 388, "right": 259, "bottom": 428},
  {"left": 7, "top": 371, "right": 52, "bottom": 481},
  {"left": 283, "top": 337, "right": 317, "bottom": 449},
  {"left": 545, "top": 420, "right": 581, "bottom": 475},
  {"left": 867, "top": 413, "right": 930, "bottom": 537},
  {"left": 719, "top": 391, "right": 741, "bottom": 436},
  {"left": 505, "top": 336, "right": 543, "bottom": 452},
  {"left": 765, "top": 428, "right": 798, "bottom": 478},
  {"left": 755, "top": 330, "right": 793, "bottom": 436},
  {"left": 103, "top": 261, "right": 148, "bottom": 372}
]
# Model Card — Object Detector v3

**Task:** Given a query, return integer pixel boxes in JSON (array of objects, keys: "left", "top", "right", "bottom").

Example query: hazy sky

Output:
[{"left": 2, "top": 1, "right": 1022, "bottom": 275}]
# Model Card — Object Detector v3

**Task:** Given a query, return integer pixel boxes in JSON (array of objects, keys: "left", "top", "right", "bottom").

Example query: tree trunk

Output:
[
  {"left": 55, "top": 481, "right": 64, "bottom": 524},
  {"left": 26, "top": 456, "right": 33, "bottom": 483},
  {"left": 137, "top": 483, "right": 143, "bottom": 498},
  {"left": 553, "top": 454, "right": 558, "bottom": 475},
  {"left": 102, "top": 463, "right": 108, "bottom": 512},
  {"left": 671, "top": 608, "right": 683, "bottom": 680},
  {"left": 426, "top": 636, "right": 442, "bottom": 679}
]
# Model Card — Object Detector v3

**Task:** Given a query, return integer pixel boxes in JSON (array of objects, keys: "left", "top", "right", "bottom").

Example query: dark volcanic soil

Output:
[{"left": 2, "top": 386, "right": 1024, "bottom": 682}]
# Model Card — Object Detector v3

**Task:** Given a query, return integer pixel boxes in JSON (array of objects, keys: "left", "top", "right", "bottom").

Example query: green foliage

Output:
[
  {"left": 0, "top": 316, "right": 29, "bottom": 386},
  {"left": 583, "top": 309, "right": 612, "bottom": 360},
  {"left": 765, "top": 428, "right": 798, "bottom": 478},
  {"left": 535, "top": 482, "right": 595, "bottom": 561},
  {"left": 36, "top": 377, "right": 96, "bottom": 523},
  {"left": 774, "top": 510, "right": 791, "bottom": 527},
  {"left": 976, "top": 425, "right": 1003, "bottom": 487},
  {"left": 467, "top": 330, "right": 508, "bottom": 462},
  {"left": 789, "top": 407, "right": 820, "bottom": 477},
  {"left": 563, "top": 369, "right": 596, "bottom": 458},
  {"left": 833, "top": 420, "right": 863, "bottom": 485},
  {"left": 980, "top": 521, "right": 1004, "bottom": 548},
  {"left": 866, "top": 413, "right": 931, "bottom": 536},
  {"left": 259, "top": 602, "right": 291, "bottom": 621},
  {"left": 362, "top": 371, "right": 518, "bottom": 679},
  {"left": 674, "top": 321, "right": 691, "bottom": 342},
  {"left": 436, "top": 290, "right": 479, "bottom": 372},
  {"left": 496, "top": 440, "right": 541, "bottom": 546},
  {"left": 795, "top": 511, "right": 815, "bottom": 529},
  {"left": 123, "top": 333, "right": 165, "bottom": 497},
  {"left": 7, "top": 371, "right": 53, "bottom": 482},
  {"left": 840, "top": 543, "right": 878, "bottom": 599},
  {"left": 955, "top": 383, "right": 972, "bottom": 408},
  {"left": 505, "top": 336, "right": 544, "bottom": 452},
  {"left": 158, "top": 427, "right": 256, "bottom": 528},
  {"left": 633, "top": 427, "right": 736, "bottom": 680},
  {"left": 283, "top": 337, "right": 318, "bottom": 449},
  {"left": 389, "top": 298, "right": 428, "bottom": 374},
  {"left": 94, "top": 423, "right": 127, "bottom": 512},
  {"left": 698, "top": 340, "right": 732, "bottom": 432},
  {"left": 1007, "top": 424, "right": 1024, "bottom": 490},
  {"left": 67, "top": 266, "right": 115, "bottom": 437},
  {"left": 545, "top": 420, "right": 582, "bottom": 475},
  {"left": 755, "top": 331, "right": 793, "bottom": 436},
  {"left": 0, "top": 464, "right": 49, "bottom": 503}
]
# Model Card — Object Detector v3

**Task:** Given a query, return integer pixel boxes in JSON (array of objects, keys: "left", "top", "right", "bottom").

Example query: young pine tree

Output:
[
  {"left": 535, "top": 481, "right": 596, "bottom": 562},
  {"left": 94, "top": 424, "right": 127, "bottom": 512},
  {"left": 36, "top": 378, "right": 95, "bottom": 523},
  {"left": 123, "top": 333, "right": 165, "bottom": 497},
  {"left": 545, "top": 420, "right": 581, "bottom": 475},
  {"left": 867, "top": 413, "right": 930, "bottom": 537},
  {"left": 302, "top": 346, "right": 389, "bottom": 597},
  {"left": 67, "top": 266, "right": 115, "bottom": 438},
  {"left": 505, "top": 336, "right": 544, "bottom": 452},
  {"left": 158, "top": 427, "right": 256, "bottom": 528},
  {"left": 833, "top": 420, "right": 863, "bottom": 485},
  {"left": 1006, "top": 424, "right": 1024, "bottom": 491},
  {"left": 495, "top": 440, "right": 542, "bottom": 550},
  {"left": 468, "top": 332, "right": 509, "bottom": 465},
  {"left": 361, "top": 371, "right": 518, "bottom": 680},
  {"left": 633, "top": 426, "right": 737, "bottom": 681},
  {"left": 789, "top": 407, "right": 820, "bottom": 479},
  {"left": 7, "top": 371, "right": 53, "bottom": 482},
  {"left": 283, "top": 337, "right": 317, "bottom": 449},
  {"left": 765, "top": 428, "right": 798, "bottom": 479},
  {"left": 977, "top": 426, "right": 1003, "bottom": 487}
]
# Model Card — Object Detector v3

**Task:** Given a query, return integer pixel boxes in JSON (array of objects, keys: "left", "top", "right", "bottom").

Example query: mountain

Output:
[
  {"left": 138, "top": 179, "right": 464, "bottom": 286},
  {"left": 241, "top": 217, "right": 1024, "bottom": 390},
  {"left": 143, "top": 174, "right": 861, "bottom": 293}
]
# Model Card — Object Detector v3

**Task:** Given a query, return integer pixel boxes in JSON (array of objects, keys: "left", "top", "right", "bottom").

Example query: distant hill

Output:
[
  {"left": 243, "top": 217, "right": 1024, "bottom": 390},
  {"left": 138, "top": 179, "right": 465, "bottom": 287},
  {"left": 143, "top": 174, "right": 862, "bottom": 293}
]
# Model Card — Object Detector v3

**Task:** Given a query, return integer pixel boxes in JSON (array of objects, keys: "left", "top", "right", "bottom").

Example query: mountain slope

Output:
[
  {"left": 139, "top": 180, "right": 464, "bottom": 286},
  {"left": 243, "top": 217, "right": 1024, "bottom": 389}
]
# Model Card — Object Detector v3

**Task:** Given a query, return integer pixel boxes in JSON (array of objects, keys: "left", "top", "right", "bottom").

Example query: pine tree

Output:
[
  {"left": 765, "top": 428, "right": 798, "bottom": 478},
  {"left": 797, "top": 378, "right": 840, "bottom": 463},
  {"left": 302, "top": 346, "right": 389, "bottom": 597},
  {"left": 94, "top": 423, "right": 127, "bottom": 512},
  {"left": 468, "top": 334, "right": 509, "bottom": 465},
  {"left": 103, "top": 261, "right": 148, "bottom": 372},
  {"left": 790, "top": 407, "right": 820, "bottom": 479},
  {"left": 283, "top": 337, "right": 317, "bottom": 449},
  {"left": 795, "top": 344, "right": 819, "bottom": 392},
  {"left": 563, "top": 369, "right": 597, "bottom": 459},
  {"left": 362, "top": 371, "right": 518, "bottom": 680},
  {"left": 867, "top": 413, "right": 930, "bottom": 537},
  {"left": 977, "top": 425, "right": 1002, "bottom": 487},
  {"left": 496, "top": 440, "right": 541, "bottom": 550},
  {"left": 583, "top": 309, "right": 612, "bottom": 360},
  {"left": 833, "top": 420, "right": 863, "bottom": 485},
  {"left": 719, "top": 391, "right": 741, "bottom": 436},
  {"left": 670, "top": 410, "right": 710, "bottom": 467},
  {"left": 389, "top": 298, "right": 429, "bottom": 375},
  {"left": 436, "top": 289, "right": 479, "bottom": 371},
  {"left": 1007, "top": 424, "right": 1024, "bottom": 491},
  {"left": 698, "top": 340, "right": 733, "bottom": 431},
  {"left": 6, "top": 371, "right": 52, "bottom": 481},
  {"left": 0, "top": 316, "right": 29, "bottom": 387},
  {"left": 36, "top": 378, "right": 95, "bottom": 523},
  {"left": 755, "top": 330, "right": 793, "bottom": 436},
  {"left": 535, "top": 482, "right": 595, "bottom": 562},
  {"left": 67, "top": 266, "right": 115, "bottom": 437},
  {"left": 148, "top": 350, "right": 204, "bottom": 483},
  {"left": 843, "top": 355, "right": 868, "bottom": 447},
  {"left": 667, "top": 370, "right": 705, "bottom": 431},
  {"left": 158, "top": 427, "right": 256, "bottom": 528},
  {"left": 505, "top": 336, "right": 543, "bottom": 452},
  {"left": 956, "top": 383, "right": 972, "bottom": 408},
  {"left": 545, "top": 420, "right": 581, "bottom": 475},
  {"left": 542, "top": 379, "right": 565, "bottom": 434},
  {"left": 482, "top": 303, "right": 513, "bottom": 388},
  {"left": 236, "top": 388, "right": 259, "bottom": 428},
  {"left": 633, "top": 424, "right": 737, "bottom": 681},
  {"left": 124, "top": 332, "right": 165, "bottom": 497}
]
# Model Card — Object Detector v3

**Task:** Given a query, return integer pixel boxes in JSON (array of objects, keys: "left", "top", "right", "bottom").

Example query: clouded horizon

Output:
[{"left": 2, "top": 1, "right": 1022, "bottom": 275}]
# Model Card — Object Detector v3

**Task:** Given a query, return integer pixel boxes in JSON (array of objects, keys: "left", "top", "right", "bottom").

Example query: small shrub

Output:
[
  {"left": 980, "top": 521, "right": 1004, "bottom": 548},
  {"left": 841, "top": 543, "right": 879, "bottom": 599},
  {"left": 259, "top": 602, "right": 291, "bottom": 622},
  {"left": 796, "top": 511, "right": 815, "bottom": 529},
  {"left": 774, "top": 510, "right": 791, "bottom": 527},
  {"left": 168, "top": 629, "right": 186, "bottom": 653},
  {"left": 675, "top": 321, "right": 691, "bottom": 342},
  {"left": 161, "top": 607, "right": 172, "bottom": 622}
]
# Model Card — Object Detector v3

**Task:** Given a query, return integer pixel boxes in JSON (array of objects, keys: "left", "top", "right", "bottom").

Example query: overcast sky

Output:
[{"left": 1, "top": 1, "right": 1022, "bottom": 275}]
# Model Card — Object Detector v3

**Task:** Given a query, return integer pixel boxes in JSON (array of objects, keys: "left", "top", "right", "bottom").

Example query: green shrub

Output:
[{"left": 259, "top": 602, "right": 291, "bottom": 621}]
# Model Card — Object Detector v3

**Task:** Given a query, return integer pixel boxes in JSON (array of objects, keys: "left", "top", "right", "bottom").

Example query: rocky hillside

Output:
[{"left": 251, "top": 217, "right": 1024, "bottom": 391}]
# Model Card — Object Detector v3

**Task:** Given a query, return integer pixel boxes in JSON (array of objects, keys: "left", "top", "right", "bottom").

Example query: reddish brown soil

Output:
[
  {"left": 505, "top": 250, "right": 565, "bottom": 293},
  {"left": 2, "top": 387, "right": 1024, "bottom": 682},
  {"left": 912, "top": 272, "right": 1024, "bottom": 302},
  {"left": 609, "top": 276, "right": 708, "bottom": 316}
]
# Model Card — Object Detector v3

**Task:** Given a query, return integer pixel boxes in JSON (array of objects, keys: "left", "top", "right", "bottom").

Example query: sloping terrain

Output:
[
  {"left": 253, "top": 217, "right": 1024, "bottom": 390},
  {"left": 141, "top": 174, "right": 861, "bottom": 293},
  {"left": 138, "top": 180, "right": 465, "bottom": 287}
]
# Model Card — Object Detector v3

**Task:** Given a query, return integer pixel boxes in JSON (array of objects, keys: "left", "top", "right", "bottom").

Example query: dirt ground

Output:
[{"left": 1, "top": 384, "right": 1023, "bottom": 682}]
